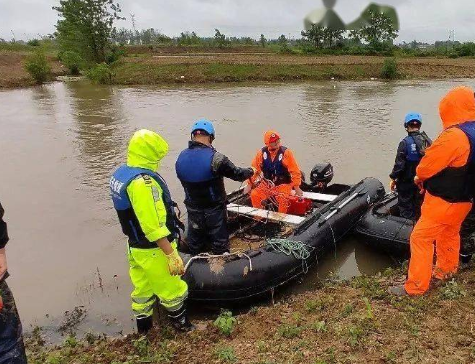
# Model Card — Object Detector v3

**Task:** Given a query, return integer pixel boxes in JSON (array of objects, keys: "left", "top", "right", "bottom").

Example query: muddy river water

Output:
[{"left": 0, "top": 79, "right": 469, "bottom": 338}]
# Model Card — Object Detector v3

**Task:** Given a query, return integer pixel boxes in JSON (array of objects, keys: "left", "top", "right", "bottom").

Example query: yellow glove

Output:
[{"left": 166, "top": 250, "right": 185, "bottom": 276}]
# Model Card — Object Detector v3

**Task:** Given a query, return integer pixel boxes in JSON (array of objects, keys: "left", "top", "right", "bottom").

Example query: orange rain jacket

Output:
[
  {"left": 416, "top": 86, "right": 475, "bottom": 224},
  {"left": 249, "top": 131, "right": 302, "bottom": 213},
  {"left": 250, "top": 131, "right": 302, "bottom": 188},
  {"left": 405, "top": 86, "right": 475, "bottom": 295}
]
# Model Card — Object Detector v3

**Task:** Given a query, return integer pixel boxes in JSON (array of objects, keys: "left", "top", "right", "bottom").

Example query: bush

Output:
[
  {"left": 27, "top": 39, "right": 41, "bottom": 47},
  {"left": 60, "top": 51, "right": 84, "bottom": 75},
  {"left": 105, "top": 45, "right": 125, "bottom": 64},
  {"left": 380, "top": 58, "right": 399, "bottom": 79},
  {"left": 24, "top": 51, "right": 52, "bottom": 84},
  {"left": 86, "top": 63, "right": 113, "bottom": 84}
]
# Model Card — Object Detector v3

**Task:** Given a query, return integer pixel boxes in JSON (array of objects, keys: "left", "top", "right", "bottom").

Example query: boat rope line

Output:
[
  {"left": 266, "top": 238, "right": 315, "bottom": 274},
  {"left": 183, "top": 252, "right": 253, "bottom": 274}
]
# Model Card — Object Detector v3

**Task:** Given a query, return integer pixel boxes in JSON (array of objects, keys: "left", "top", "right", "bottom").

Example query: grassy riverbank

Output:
[
  {"left": 111, "top": 54, "right": 475, "bottom": 85},
  {"left": 26, "top": 265, "right": 475, "bottom": 364},
  {"left": 0, "top": 43, "right": 64, "bottom": 88},
  {"left": 2, "top": 44, "right": 475, "bottom": 88}
]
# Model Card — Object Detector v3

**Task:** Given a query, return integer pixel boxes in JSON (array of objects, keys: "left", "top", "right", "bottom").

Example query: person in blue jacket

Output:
[
  {"left": 389, "top": 113, "right": 432, "bottom": 220},
  {"left": 0, "top": 201, "right": 27, "bottom": 364},
  {"left": 176, "top": 119, "right": 255, "bottom": 255}
]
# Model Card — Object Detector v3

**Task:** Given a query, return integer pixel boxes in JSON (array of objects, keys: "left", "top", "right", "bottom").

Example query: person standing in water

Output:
[{"left": 389, "top": 113, "right": 432, "bottom": 220}]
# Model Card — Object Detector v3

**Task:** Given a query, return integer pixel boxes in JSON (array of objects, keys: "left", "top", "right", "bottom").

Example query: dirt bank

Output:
[
  {"left": 112, "top": 54, "right": 475, "bottom": 85},
  {"left": 26, "top": 265, "right": 475, "bottom": 364},
  {"left": 0, "top": 51, "right": 64, "bottom": 88}
]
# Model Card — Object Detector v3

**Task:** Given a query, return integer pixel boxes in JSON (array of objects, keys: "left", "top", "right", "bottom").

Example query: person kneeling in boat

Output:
[
  {"left": 110, "top": 130, "right": 192, "bottom": 334},
  {"left": 249, "top": 131, "right": 303, "bottom": 213},
  {"left": 176, "top": 119, "right": 256, "bottom": 256},
  {"left": 389, "top": 113, "right": 432, "bottom": 220}
]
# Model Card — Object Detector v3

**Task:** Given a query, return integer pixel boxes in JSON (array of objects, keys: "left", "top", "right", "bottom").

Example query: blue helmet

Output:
[
  {"left": 191, "top": 119, "right": 215, "bottom": 137},
  {"left": 404, "top": 112, "right": 422, "bottom": 127}
]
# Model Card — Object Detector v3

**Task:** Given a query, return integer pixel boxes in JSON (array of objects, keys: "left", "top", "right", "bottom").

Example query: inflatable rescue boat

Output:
[
  {"left": 179, "top": 164, "right": 385, "bottom": 303},
  {"left": 355, "top": 192, "right": 475, "bottom": 261}
]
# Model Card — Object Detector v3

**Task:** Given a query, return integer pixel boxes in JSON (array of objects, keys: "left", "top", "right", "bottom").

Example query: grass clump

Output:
[
  {"left": 278, "top": 323, "right": 304, "bottom": 339},
  {"left": 311, "top": 320, "right": 327, "bottom": 333},
  {"left": 439, "top": 279, "right": 467, "bottom": 300},
  {"left": 214, "top": 345, "right": 237, "bottom": 363},
  {"left": 24, "top": 50, "right": 51, "bottom": 84}
]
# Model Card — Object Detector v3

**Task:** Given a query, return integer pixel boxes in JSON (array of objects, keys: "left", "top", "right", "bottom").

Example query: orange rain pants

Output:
[
  {"left": 405, "top": 86, "right": 475, "bottom": 295},
  {"left": 250, "top": 183, "right": 293, "bottom": 213}
]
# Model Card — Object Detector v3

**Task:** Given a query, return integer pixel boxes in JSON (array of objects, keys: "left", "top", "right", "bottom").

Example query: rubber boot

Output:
[
  {"left": 167, "top": 305, "right": 195, "bottom": 332},
  {"left": 136, "top": 316, "right": 153, "bottom": 335},
  {"left": 460, "top": 253, "right": 472, "bottom": 265}
]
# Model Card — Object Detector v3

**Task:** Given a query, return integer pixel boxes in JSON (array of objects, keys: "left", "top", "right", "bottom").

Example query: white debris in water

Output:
[{"left": 180, "top": 76, "right": 185, "bottom": 79}]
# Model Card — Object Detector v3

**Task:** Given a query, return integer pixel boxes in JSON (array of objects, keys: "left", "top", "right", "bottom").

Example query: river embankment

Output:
[
  {"left": 26, "top": 267, "right": 475, "bottom": 364},
  {"left": 3, "top": 47, "right": 475, "bottom": 88}
]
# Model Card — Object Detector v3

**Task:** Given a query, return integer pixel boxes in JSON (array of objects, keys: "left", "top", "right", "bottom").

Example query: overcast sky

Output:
[{"left": 1, "top": 0, "right": 474, "bottom": 43}]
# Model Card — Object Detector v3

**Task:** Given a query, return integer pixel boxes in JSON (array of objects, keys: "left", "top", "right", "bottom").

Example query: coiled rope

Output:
[{"left": 266, "top": 238, "right": 315, "bottom": 273}]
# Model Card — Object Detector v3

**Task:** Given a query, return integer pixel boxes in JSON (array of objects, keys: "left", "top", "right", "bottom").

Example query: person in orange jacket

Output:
[
  {"left": 390, "top": 86, "right": 475, "bottom": 296},
  {"left": 249, "top": 131, "right": 303, "bottom": 213}
]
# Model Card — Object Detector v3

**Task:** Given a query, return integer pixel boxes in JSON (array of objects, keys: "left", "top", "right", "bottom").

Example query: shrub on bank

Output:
[
  {"left": 380, "top": 58, "right": 399, "bottom": 79},
  {"left": 24, "top": 51, "right": 52, "bottom": 84},
  {"left": 86, "top": 63, "right": 113, "bottom": 84},
  {"left": 27, "top": 39, "right": 41, "bottom": 47},
  {"left": 60, "top": 51, "right": 84, "bottom": 75}
]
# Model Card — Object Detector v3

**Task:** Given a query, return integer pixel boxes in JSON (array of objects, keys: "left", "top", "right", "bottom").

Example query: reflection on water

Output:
[{"left": 0, "top": 79, "right": 464, "bottom": 338}]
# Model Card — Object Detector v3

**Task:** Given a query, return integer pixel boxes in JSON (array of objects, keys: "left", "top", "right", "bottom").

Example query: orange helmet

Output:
[{"left": 264, "top": 130, "right": 281, "bottom": 146}]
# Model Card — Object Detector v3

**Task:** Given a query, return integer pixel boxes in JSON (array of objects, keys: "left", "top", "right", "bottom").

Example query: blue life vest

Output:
[
  {"left": 110, "top": 165, "right": 180, "bottom": 248},
  {"left": 175, "top": 143, "right": 226, "bottom": 209},
  {"left": 404, "top": 135, "right": 423, "bottom": 163},
  {"left": 261, "top": 146, "right": 291, "bottom": 185},
  {"left": 426, "top": 121, "right": 475, "bottom": 203}
]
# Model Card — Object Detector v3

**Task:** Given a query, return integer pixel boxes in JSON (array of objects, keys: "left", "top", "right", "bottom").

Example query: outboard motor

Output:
[{"left": 310, "top": 163, "right": 334, "bottom": 189}]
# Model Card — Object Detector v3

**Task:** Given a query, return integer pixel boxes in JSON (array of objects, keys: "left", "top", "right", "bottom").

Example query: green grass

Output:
[{"left": 111, "top": 61, "right": 379, "bottom": 85}]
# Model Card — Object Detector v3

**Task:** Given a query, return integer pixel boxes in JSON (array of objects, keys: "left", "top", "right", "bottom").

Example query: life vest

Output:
[
  {"left": 404, "top": 135, "right": 424, "bottom": 163},
  {"left": 426, "top": 121, "right": 475, "bottom": 203},
  {"left": 397, "top": 133, "right": 429, "bottom": 183},
  {"left": 110, "top": 165, "right": 181, "bottom": 248},
  {"left": 175, "top": 143, "right": 226, "bottom": 209},
  {"left": 261, "top": 146, "right": 291, "bottom": 185}
]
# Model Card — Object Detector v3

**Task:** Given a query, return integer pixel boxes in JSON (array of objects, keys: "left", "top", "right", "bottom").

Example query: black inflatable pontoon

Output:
[
  {"left": 180, "top": 177, "right": 384, "bottom": 304},
  {"left": 355, "top": 192, "right": 475, "bottom": 261}
]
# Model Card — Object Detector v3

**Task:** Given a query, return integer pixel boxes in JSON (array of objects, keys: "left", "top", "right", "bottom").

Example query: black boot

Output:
[
  {"left": 136, "top": 316, "right": 153, "bottom": 335},
  {"left": 460, "top": 253, "right": 473, "bottom": 265},
  {"left": 167, "top": 306, "right": 195, "bottom": 332}
]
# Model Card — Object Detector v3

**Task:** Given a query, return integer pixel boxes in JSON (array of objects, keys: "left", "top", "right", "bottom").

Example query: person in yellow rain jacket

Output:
[{"left": 110, "top": 130, "right": 192, "bottom": 334}]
